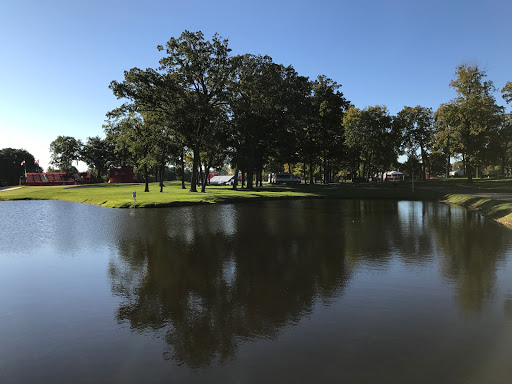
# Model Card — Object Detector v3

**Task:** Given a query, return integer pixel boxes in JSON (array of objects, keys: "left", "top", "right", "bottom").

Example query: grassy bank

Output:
[
  {"left": 3, "top": 179, "right": 512, "bottom": 229},
  {"left": 0, "top": 180, "right": 443, "bottom": 208},
  {"left": 443, "top": 194, "right": 512, "bottom": 227}
]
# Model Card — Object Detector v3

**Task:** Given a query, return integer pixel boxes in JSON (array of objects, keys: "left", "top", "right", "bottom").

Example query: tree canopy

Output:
[
  {"left": 49, "top": 136, "right": 82, "bottom": 172},
  {"left": 47, "top": 32, "right": 512, "bottom": 187},
  {"left": 0, "top": 148, "right": 42, "bottom": 186},
  {"left": 434, "top": 64, "right": 505, "bottom": 182}
]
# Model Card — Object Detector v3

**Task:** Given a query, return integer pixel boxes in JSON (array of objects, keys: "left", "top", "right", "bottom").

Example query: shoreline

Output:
[{"left": 2, "top": 182, "right": 512, "bottom": 229}]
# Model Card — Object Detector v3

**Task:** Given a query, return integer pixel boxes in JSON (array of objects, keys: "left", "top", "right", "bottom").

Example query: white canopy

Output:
[{"left": 209, "top": 175, "right": 234, "bottom": 184}]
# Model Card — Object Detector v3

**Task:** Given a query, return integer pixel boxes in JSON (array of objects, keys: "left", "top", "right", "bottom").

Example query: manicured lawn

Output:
[{"left": 0, "top": 180, "right": 443, "bottom": 208}]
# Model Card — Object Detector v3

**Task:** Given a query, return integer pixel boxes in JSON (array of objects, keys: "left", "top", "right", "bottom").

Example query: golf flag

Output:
[{"left": 20, "top": 160, "right": 25, "bottom": 166}]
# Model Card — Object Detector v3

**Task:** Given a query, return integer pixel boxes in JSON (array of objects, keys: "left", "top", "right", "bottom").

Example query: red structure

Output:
[
  {"left": 208, "top": 172, "right": 217, "bottom": 182},
  {"left": 109, "top": 168, "right": 134, "bottom": 183},
  {"left": 21, "top": 172, "right": 98, "bottom": 186}
]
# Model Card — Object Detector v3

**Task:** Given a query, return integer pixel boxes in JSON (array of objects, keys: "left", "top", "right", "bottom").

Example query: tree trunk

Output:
[
  {"left": 160, "top": 165, "right": 164, "bottom": 193},
  {"left": 420, "top": 146, "right": 427, "bottom": 179},
  {"left": 199, "top": 160, "right": 204, "bottom": 190},
  {"left": 201, "top": 162, "right": 210, "bottom": 193},
  {"left": 323, "top": 156, "right": 327, "bottom": 184},
  {"left": 144, "top": 164, "right": 149, "bottom": 192},
  {"left": 241, "top": 170, "right": 245, "bottom": 188},
  {"left": 190, "top": 146, "right": 199, "bottom": 192},
  {"left": 445, "top": 151, "right": 450, "bottom": 179},
  {"left": 303, "top": 162, "right": 307, "bottom": 185},
  {"left": 247, "top": 168, "right": 254, "bottom": 189},
  {"left": 309, "top": 159, "right": 314, "bottom": 184},
  {"left": 180, "top": 150, "right": 186, "bottom": 189},
  {"left": 232, "top": 167, "right": 239, "bottom": 190},
  {"left": 466, "top": 160, "right": 473, "bottom": 183}
]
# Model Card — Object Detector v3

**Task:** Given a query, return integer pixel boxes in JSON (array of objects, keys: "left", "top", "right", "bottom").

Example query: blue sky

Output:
[{"left": 1, "top": 0, "right": 511, "bottom": 171}]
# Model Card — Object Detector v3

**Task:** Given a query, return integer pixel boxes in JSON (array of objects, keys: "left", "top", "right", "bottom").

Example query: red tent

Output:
[{"left": 109, "top": 168, "right": 134, "bottom": 183}]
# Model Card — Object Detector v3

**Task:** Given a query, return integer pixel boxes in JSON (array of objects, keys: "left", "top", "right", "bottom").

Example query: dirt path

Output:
[{"left": 0, "top": 187, "right": 21, "bottom": 192}]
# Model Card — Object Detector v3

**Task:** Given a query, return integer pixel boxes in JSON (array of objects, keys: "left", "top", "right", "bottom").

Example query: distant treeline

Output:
[{"left": 27, "top": 31, "right": 512, "bottom": 190}]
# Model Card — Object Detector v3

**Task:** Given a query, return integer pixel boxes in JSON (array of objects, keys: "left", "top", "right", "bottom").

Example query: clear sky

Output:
[{"left": 1, "top": 0, "right": 511, "bottom": 171}]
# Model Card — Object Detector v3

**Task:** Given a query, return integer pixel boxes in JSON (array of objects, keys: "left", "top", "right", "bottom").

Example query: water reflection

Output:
[
  {"left": 106, "top": 200, "right": 511, "bottom": 369},
  {"left": 429, "top": 204, "right": 507, "bottom": 312},
  {"left": 109, "top": 202, "right": 353, "bottom": 368}
]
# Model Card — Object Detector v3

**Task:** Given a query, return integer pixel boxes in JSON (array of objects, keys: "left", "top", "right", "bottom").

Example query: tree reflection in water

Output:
[
  {"left": 108, "top": 201, "right": 354, "bottom": 368},
  {"left": 107, "top": 200, "right": 510, "bottom": 368},
  {"left": 429, "top": 204, "right": 508, "bottom": 313}
]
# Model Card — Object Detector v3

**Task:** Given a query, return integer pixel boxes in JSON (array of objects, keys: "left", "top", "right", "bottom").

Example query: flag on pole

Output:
[
  {"left": 35, "top": 160, "right": 39, "bottom": 165},
  {"left": 20, "top": 160, "right": 25, "bottom": 166}
]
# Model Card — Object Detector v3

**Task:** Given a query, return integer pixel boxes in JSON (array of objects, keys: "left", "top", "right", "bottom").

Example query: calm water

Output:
[{"left": 1, "top": 199, "right": 512, "bottom": 383}]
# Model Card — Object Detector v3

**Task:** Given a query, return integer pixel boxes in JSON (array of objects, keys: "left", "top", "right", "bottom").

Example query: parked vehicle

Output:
[
  {"left": 269, "top": 173, "right": 301, "bottom": 184},
  {"left": 209, "top": 175, "right": 235, "bottom": 185},
  {"left": 449, "top": 170, "right": 464, "bottom": 177},
  {"left": 383, "top": 171, "right": 404, "bottom": 182}
]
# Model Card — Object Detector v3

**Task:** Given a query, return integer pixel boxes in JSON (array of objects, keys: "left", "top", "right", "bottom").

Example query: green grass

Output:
[
  {"left": 415, "top": 177, "right": 512, "bottom": 192},
  {"left": 443, "top": 194, "right": 512, "bottom": 227},
  {"left": 0, "top": 180, "right": 443, "bottom": 208}
]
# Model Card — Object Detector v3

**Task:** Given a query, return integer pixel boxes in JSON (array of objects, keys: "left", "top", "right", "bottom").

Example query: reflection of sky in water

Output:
[
  {"left": 222, "top": 257, "right": 237, "bottom": 288},
  {"left": 505, "top": 295, "right": 512, "bottom": 320},
  {"left": 397, "top": 200, "right": 424, "bottom": 230},
  {"left": 216, "top": 205, "right": 237, "bottom": 237}
]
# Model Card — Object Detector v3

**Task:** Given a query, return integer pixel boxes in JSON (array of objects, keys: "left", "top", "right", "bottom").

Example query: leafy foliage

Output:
[
  {"left": 49, "top": 136, "right": 82, "bottom": 172},
  {"left": 0, "top": 148, "right": 42, "bottom": 186},
  {"left": 435, "top": 65, "right": 505, "bottom": 182}
]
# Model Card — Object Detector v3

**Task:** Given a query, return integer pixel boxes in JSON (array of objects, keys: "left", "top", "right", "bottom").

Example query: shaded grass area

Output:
[{"left": 415, "top": 177, "right": 512, "bottom": 193}]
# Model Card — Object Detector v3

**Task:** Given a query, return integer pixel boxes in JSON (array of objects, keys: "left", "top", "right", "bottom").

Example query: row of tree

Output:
[
  {"left": 44, "top": 31, "right": 512, "bottom": 191},
  {"left": 103, "top": 31, "right": 353, "bottom": 192},
  {"left": 48, "top": 135, "right": 112, "bottom": 180}
]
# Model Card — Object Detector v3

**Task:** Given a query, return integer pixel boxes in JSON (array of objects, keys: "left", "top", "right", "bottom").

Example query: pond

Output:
[{"left": 1, "top": 199, "right": 512, "bottom": 383}]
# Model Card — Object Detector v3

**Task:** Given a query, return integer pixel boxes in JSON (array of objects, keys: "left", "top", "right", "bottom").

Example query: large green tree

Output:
[
  {"left": 502, "top": 81, "right": 512, "bottom": 106},
  {"left": 395, "top": 106, "right": 434, "bottom": 179},
  {"left": 104, "top": 114, "right": 159, "bottom": 192},
  {"left": 157, "top": 31, "right": 232, "bottom": 192},
  {"left": 344, "top": 105, "right": 398, "bottom": 179},
  {"left": 438, "top": 64, "right": 504, "bottom": 182},
  {"left": 0, "top": 148, "right": 42, "bottom": 186},
  {"left": 229, "top": 55, "right": 309, "bottom": 189},
  {"left": 310, "top": 76, "right": 349, "bottom": 183},
  {"left": 80, "top": 136, "right": 114, "bottom": 180},
  {"left": 49, "top": 136, "right": 83, "bottom": 172}
]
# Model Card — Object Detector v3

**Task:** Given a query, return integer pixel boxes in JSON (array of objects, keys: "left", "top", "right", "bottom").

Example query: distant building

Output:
[
  {"left": 109, "top": 168, "right": 134, "bottom": 183},
  {"left": 20, "top": 172, "right": 98, "bottom": 186}
]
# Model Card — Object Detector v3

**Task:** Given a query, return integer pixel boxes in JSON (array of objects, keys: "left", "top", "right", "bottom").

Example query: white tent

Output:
[{"left": 384, "top": 171, "right": 404, "bottom": 181}]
